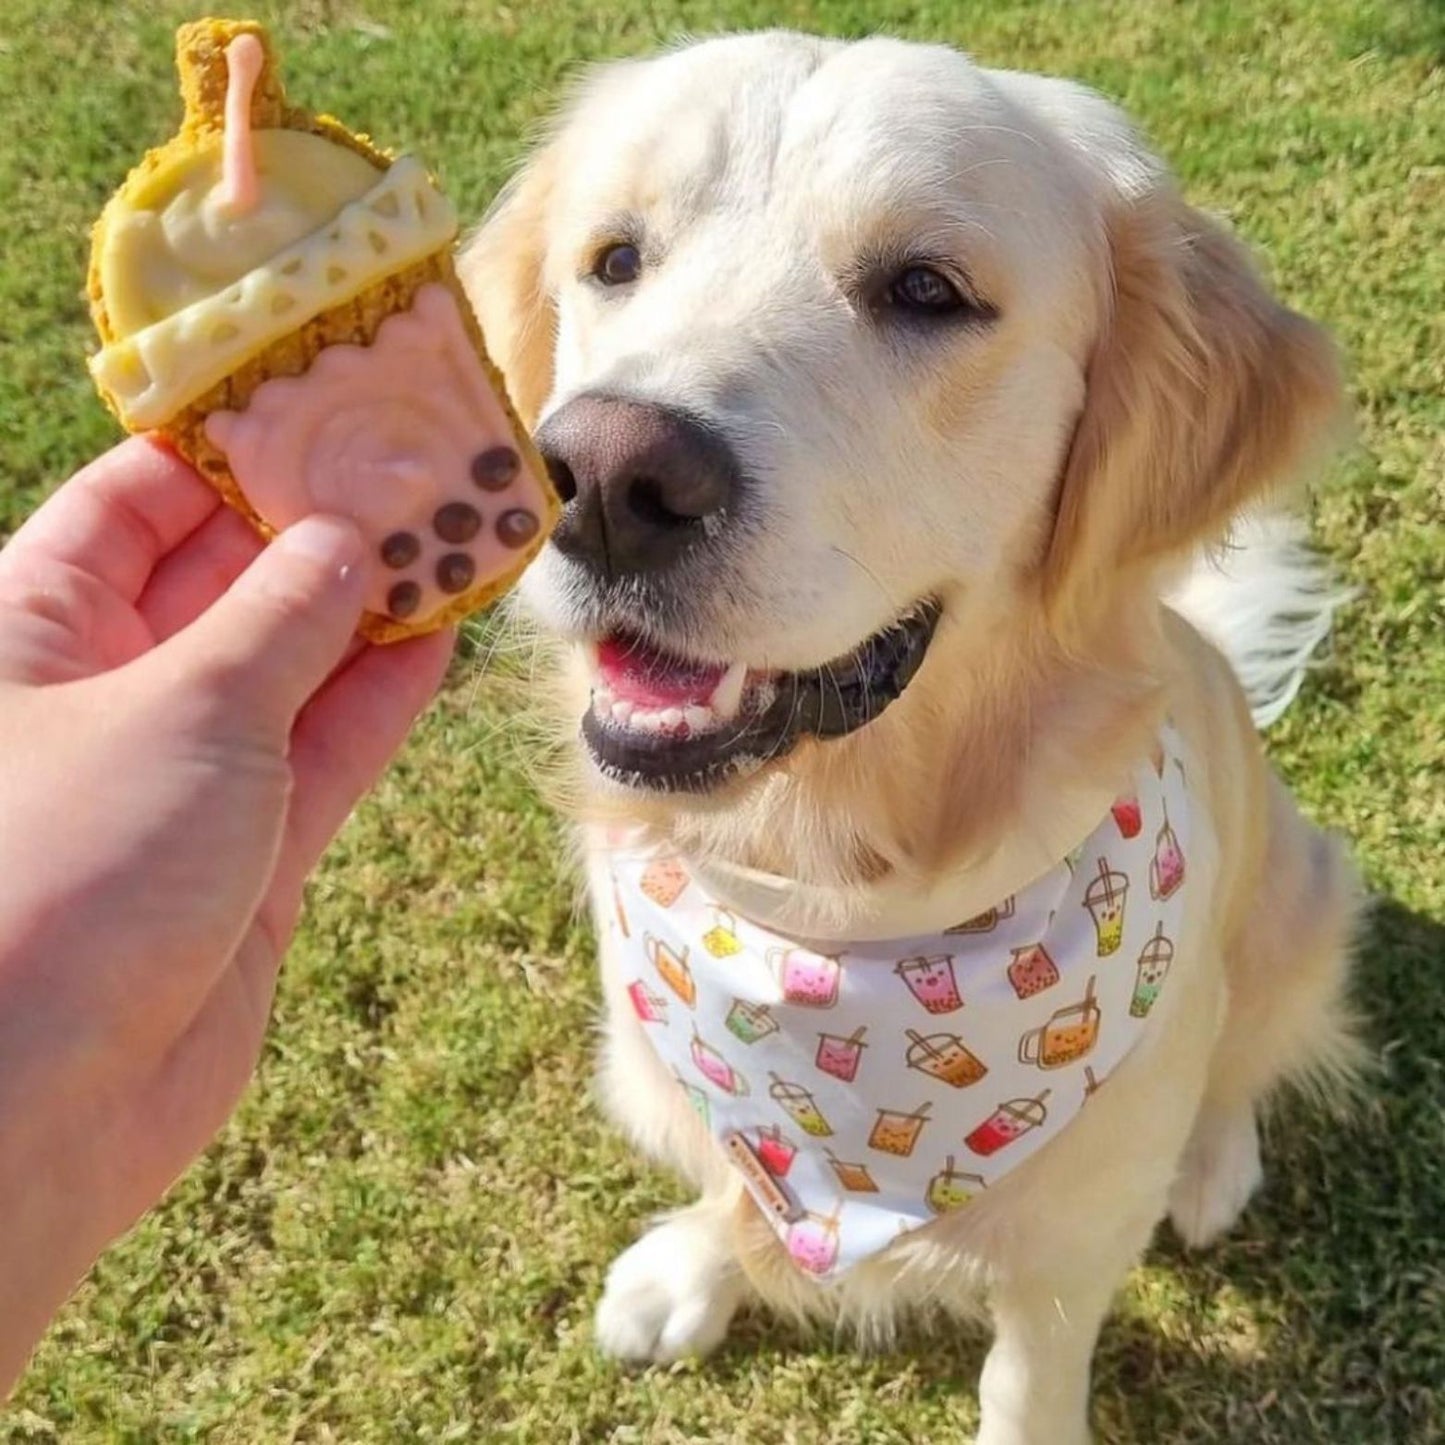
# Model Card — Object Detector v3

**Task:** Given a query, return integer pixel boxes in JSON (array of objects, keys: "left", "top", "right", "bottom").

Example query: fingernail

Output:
[{"left": 276, "top": 514, "right": 365, "bottom": 572}]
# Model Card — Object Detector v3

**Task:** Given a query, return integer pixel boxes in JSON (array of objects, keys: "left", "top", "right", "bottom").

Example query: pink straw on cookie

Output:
[{"left": 218, "top": 33, "right": 264, "bottom": 215}]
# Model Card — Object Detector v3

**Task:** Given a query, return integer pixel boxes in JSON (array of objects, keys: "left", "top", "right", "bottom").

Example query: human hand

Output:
[{"left": 0, "top": 438, "right": 454, "bottom": 1391}]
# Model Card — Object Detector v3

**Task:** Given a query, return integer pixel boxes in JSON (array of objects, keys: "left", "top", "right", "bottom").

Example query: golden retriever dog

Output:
[{"left": 460, "top": 32, "right": 1361, "bottom": 1443}]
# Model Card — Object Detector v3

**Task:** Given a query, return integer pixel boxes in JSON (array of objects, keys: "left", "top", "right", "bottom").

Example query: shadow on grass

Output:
[{"left": 684, "top": 896, "right": 1445, "bottom": 1443}]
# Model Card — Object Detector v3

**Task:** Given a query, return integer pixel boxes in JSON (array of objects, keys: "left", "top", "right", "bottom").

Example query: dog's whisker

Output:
[{"left": 829, "top": 545, "right": 901, "bottom": 614}]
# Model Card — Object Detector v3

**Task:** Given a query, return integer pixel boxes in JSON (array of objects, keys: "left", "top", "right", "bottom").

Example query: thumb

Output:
[{"left": 160, "top": 514, "right": 369, "bottom": 739}]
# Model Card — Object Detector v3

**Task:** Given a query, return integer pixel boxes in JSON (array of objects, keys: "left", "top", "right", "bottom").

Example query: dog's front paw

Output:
[
  {"left": 595, "top": 1212, "right": 744, "bottom": 1363},
  {"left": 1168, "top": 1104, "right": 1264, "bottom": 1248}
]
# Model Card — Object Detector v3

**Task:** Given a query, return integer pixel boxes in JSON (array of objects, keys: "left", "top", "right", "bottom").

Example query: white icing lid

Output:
[{"left": 90, "top": 155, "right": 458, "bottom": 429}]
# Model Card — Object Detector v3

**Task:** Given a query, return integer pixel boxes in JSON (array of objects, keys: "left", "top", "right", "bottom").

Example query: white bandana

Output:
[{"left": 599, "top": 729, "right": 1195, "bottom": 1281}]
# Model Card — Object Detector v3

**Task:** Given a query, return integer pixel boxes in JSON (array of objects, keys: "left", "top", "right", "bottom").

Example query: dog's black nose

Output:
[{"left": 535, "top": 394, "right": 740, "bottom": 577}]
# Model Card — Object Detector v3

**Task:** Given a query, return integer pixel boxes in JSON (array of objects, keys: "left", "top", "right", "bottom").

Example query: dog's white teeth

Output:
[
  {"left": 593, "top": 682, "right": 615, "bottom": 711},
  {"left": 710, "top": 662, "right": 748, "bottom": 721},
  {"left": 603, "top": 700, "right": 724, "bottom": 738}
]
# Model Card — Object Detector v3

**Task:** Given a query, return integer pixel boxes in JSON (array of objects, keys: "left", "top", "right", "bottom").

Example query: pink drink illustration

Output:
[
  {"left": 895, "top": 954, "right": 963, "bottom": 1014},
  {"left": 1149, "top": 806, "right": 1186, "bottom": 900},
  {"left": 815, "top": 1027, "right": 868, "bottom": 1082},
  {"left": 786, "top": 1208, "right": 841, "bottom": 1276},
  {"left": 726, "top": 997, "right": 780, "bottom": 1045},
  {"left": 639, "top": 856, "right": 689, "bottom": 907},
  {"left": 691, "top": 1029, "right": 749, "bottom": 1096},
  {"left": 868, "top": 1102, "right": 932, "bottom": 1157},
  {"left": 1111, "top": 794, "right": 1143, "bottom": 839},
  {"left": 1131, "top": 923, "right": 1174, "bottom": 1017},
  {"left": 1018, "top": 976, "right": 1101, "bottom": 1070},
  {"left": 925, "top": 1155, "right": 987, "bottom": 1214},
  {"left": 945, "top": 895, "right": 1015, "bottom": 935},
  {"left": 826, "top": 1151, "right": 880, "bottom": 1193},
  {"left": 905, "top": 1029, "right": 988, "bottom": 1088},
  {"left": 755, "top": 1125, "right": 798, "bottom": 1178},
  {"left": 645, "top": 932, "right": 696, "bottom": 1006},
  {"left": 965, "top": 1091, "right": 1051, "bottom": 1157},
  {"left": 674, "top": 1070, "right": 711, "bottom": 1127},
  {"left": 768, "top": 946, "right": 843, "bottom": 1007},
  {"left": 1083, "top": 857, "right": 1130, "bottom": 956},
  {"left": 626, "top": 979, "right": 668, "bottom": 1023},
  {"left": 769, "top": 1072, "right": 834, "bottom": 1137},
  {"left": 1007, "top": 941, "right": 1060, "bottom": 1000}
]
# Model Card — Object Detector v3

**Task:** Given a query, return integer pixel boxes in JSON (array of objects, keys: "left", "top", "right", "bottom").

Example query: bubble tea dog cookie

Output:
[{"left": 86, "top": 18, "right": 558, "bottom": 642}]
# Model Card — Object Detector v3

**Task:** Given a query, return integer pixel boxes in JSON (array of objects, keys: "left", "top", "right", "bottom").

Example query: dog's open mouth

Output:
[{"left": 581, "top": 600, "right": 942, "bottom": 792}]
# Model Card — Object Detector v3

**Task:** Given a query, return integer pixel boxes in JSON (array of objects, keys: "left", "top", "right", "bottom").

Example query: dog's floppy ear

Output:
[
  {"left": 458, "top": 141, "right": 564, "bottom": 429},
  {"left": 1043, "top": 178, "right": 1343, "bottom": 618}
]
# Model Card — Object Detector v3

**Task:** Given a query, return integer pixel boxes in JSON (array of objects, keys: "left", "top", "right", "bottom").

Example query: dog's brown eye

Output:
[
  {"left": 887, "top": 265, "right": 965, "bottom": 315},
  {"left": 595, "top": 243, "right": 642, "bottom": 287}
]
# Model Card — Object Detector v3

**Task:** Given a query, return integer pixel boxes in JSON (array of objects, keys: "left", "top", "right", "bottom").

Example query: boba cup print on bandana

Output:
[
  {"left": 895, "top": 954, "right": 964, "bottom": 1014},
  {"left": 597, "top": 724, "right": 1203, "bottom": 1280}
]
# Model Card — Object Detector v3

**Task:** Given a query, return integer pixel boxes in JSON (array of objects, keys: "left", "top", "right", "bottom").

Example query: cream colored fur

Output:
[{"left": 460, "top": 32, "right": 1361, "bottom": 1443}]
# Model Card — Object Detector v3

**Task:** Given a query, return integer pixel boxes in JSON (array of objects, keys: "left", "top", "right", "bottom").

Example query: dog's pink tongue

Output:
[{"left": 597, "top": 635, "right": 728, "bottom": 708}]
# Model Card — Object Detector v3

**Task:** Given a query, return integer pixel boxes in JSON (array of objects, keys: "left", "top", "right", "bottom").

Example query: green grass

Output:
[{"left": 2, "top": 0, "right": 1442, "bottom": 1440}]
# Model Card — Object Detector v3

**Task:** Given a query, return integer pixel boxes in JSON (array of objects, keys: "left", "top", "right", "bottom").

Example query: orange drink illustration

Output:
[
  {"left": 1018, "top": 976, "right": 1101, "bottom": 1070},
  {"left": 826, "top": 1151, "right": 880, "bottom": 1193},
  {"left": 868, "top": 1102, "right": 932, "bottom": 1157},
  {"left": 905, "top": 1029, "right": 988, "bottom": 1088},
  {"left": 645, "top": 932, "right": 696, "bottom": 1006}
]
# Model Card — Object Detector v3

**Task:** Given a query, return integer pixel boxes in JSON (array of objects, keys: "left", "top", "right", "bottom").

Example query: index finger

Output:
[{"left": 0, "top": 435, "right": 221, "bottom": 604}]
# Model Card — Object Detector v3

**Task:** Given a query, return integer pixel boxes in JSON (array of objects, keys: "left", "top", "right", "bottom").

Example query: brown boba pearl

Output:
[
  {"left": 433, "top": 501, "right": 482, "bottom": 544},
  {"left": 380, "top": 530, "right": 420, "bottom": 569},
  {"left": 471, "top": 446, "right": 520, "bottom": 491},
  {"left": 436, "top": 552, "right": 476, "bottom": 594},
  {"left": 387, "top": 581, "right": 422, "bottom": 618},
  {"left": 495, "top": 508, "right": 540, "bottom": 549}
]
